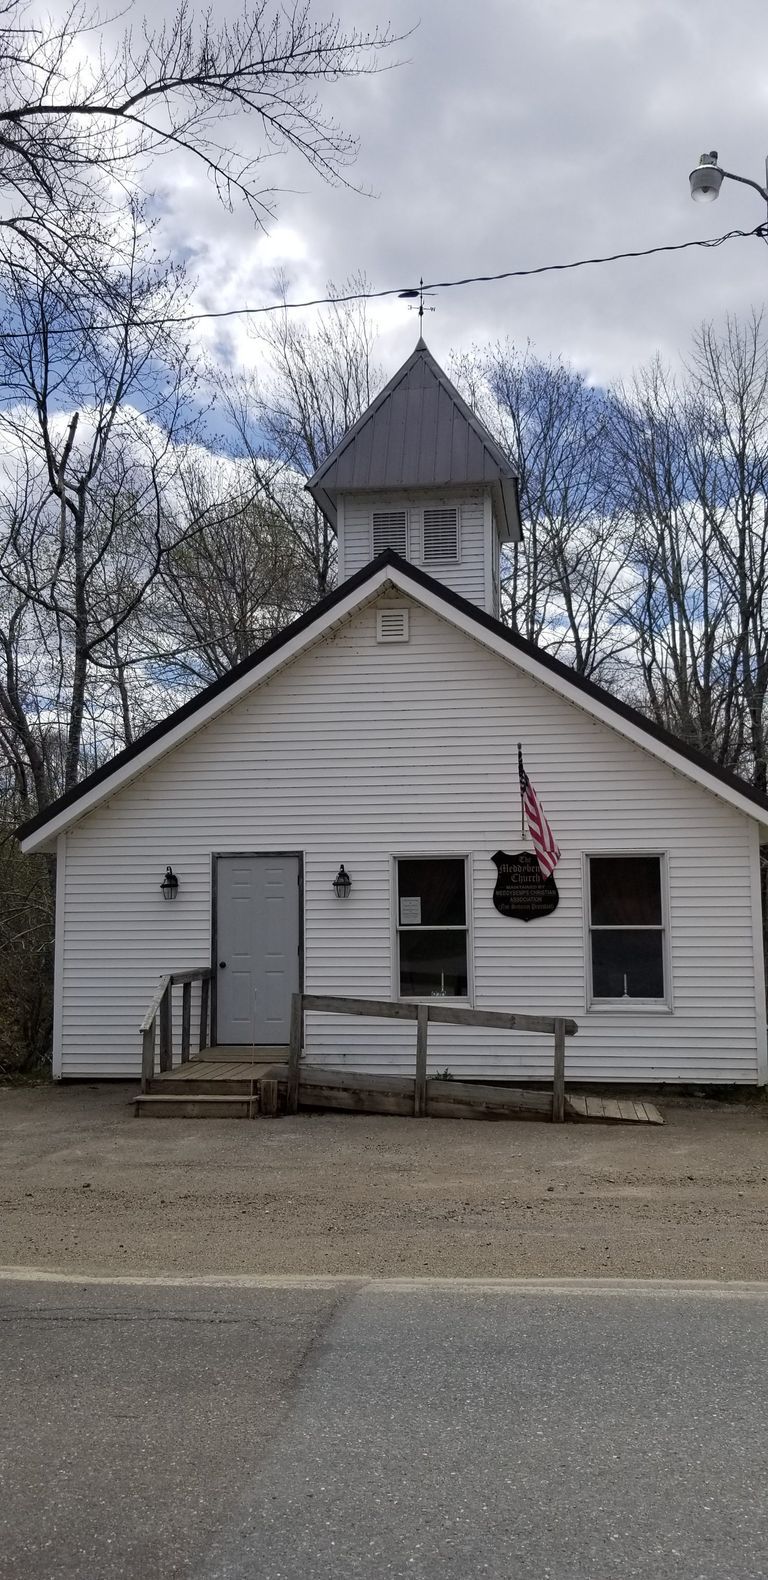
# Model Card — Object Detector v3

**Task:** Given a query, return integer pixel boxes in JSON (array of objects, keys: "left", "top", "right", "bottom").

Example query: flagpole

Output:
[{"left": 517, "top": 741, "right": 525, "bottom": 839}]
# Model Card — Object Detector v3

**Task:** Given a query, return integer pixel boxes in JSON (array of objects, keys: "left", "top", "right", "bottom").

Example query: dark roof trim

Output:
[{"left": 18, "top": 549, "right": 768, "bottom": 841}]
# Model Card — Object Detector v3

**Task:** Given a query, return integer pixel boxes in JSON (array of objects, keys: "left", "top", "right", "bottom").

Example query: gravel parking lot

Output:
[{"left": 2, "top": 1082, "right": 768, "bottom": 1280}]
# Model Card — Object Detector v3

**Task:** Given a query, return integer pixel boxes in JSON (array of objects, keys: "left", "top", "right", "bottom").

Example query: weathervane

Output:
[{"left": 398, "top": 276, "right": 436, "bottom": 322}]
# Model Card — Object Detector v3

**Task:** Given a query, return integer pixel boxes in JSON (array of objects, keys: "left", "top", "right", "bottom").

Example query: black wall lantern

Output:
[
  {"left": 160, "top": 865, "right": 179, "bottom": 901},
  {"left": 332, "top": 864, "right": 351, "bottom": 899}
]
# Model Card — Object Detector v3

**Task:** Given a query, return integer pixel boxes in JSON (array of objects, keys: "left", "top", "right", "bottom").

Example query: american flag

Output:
[{"left": 518, "top": 746, "right": 561, "bottom": 879}]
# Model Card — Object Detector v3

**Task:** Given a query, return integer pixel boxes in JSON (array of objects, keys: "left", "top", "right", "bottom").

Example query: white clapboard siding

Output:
[
  {"left": 341, "top": 491, "right": 489, "bottom": 611},
  {"left": 59, "top": 596, "right": 762, "bottom": 1082}
]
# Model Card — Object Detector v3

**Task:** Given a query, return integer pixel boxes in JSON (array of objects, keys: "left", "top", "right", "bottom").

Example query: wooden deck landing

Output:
[
  {"left": 157, "top": 1056, "right": 279, "bottom": 1079},
  {"left": 135, "top": 1057, "right": 663, "bottom": 1125}
]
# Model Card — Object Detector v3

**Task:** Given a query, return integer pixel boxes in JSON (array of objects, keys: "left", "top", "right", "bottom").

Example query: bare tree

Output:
[
  {"left": 0, "top": 1, "right": 400, "bottom": 279},
  {"left": 609, "top": 316, "right": 768, "bottom": 785},
  {"left": 0, "top": 811, "right": 52, "bottom": 1073},
  {"left": 608, "top": 361, "right": 730, "bottom": 757},
  {"left": 694, "top": 315, "right": 768, "bottom": 788},
  {"left": 0, "top": 574, "right": 57, "bottom": 812},
  {"left": 221, "top": 278, "right": 382, "bottom": 595},
  {"left": 156, "top": 473, "right": 317, "bottom": 683},
  {"left": 454, "top": 343, "right": 629, "bottom": 680},
  {"left": 0, "top": 206, "right": 218, "bottom": 801}
]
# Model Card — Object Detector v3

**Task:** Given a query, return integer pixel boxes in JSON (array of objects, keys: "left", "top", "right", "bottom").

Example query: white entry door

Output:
[{"left": 215, "top": 854, "right": 301, "bottom": 1045}]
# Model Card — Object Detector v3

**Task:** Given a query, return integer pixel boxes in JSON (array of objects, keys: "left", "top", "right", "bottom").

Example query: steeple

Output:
[{"left": 306, "top": 341, "right": 521, "bottom": 618}]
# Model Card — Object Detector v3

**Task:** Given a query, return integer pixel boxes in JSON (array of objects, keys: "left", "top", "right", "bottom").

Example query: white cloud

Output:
[{"left": 45, "top": 0, "right": 768, "bottom": 387}]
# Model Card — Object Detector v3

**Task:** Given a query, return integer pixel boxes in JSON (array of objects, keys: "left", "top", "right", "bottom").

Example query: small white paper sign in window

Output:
[{"left": 400, "top": 896, "right": 421, "bottom": 926}]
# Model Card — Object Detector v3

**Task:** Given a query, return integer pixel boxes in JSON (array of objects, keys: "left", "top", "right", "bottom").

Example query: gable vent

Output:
[
  {"left": 372, "top": 510, "right": 407, "bottom": 557},
  {"left": 376, "top": 607, "right": 410, "bottom": 643},
  {"left": 423, "top": 506, "right": 459, "bottom": 562}
]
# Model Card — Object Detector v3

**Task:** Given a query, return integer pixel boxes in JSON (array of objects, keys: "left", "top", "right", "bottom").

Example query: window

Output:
[
  {"left": 373, "top": 510, "right": 407, "bottom": 556},
  {"left": 587, "top": 856, "right": 667, "bottom": 1003},
  {"left": 396, "top": 858, "right": 469, "bottom": 998},
  {"left": 423, "top": 506, "right": 459, "bottom": 562}
]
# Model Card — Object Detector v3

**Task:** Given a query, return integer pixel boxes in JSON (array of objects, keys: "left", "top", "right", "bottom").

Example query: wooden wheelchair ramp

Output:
[
  {"left": 135, "top": 987, "right": 662, "bottom": 1124},
  {"left": 135, "top": 1062, "right": 662, "bottom": 1123}
]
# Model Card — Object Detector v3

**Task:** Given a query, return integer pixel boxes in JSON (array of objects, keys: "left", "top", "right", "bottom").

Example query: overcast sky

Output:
[{"left": 151, "top": 0, "right": 768, "bottom": 387}]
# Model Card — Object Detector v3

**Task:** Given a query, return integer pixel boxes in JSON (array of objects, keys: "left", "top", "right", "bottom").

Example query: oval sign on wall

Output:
[{"left": 492, "top": 850, "right": 559, "bottom": 923}]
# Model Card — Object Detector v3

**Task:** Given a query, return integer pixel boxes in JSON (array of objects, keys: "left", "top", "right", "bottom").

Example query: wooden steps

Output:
[
  {"left": 134, "top": 1063, "right": 663, "bottom": 1125},
  {"left": 147, "top": 1078, "right": 256, "bottom": 1097},
  {"left": 134, "top": 1058, "right": 285, "bottom": 1118},
  {"left": 135, "top": 1092, "right": 253, "bottom": 1119}
]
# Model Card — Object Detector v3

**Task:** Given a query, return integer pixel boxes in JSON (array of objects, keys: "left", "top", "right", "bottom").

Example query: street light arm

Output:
[{"left": 719, "top": 167, "right": 768, "bottom": 205}]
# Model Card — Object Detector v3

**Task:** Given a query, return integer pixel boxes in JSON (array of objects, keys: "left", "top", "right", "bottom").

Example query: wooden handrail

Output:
[
  {"left": 301, "top": 994, "right": 419, "bottom": 1022},
  {"left": 139, "top": 974, "right": 172, "bottom": 1035},
  {"left": 299, "top": 993, "right": 577, "bottom": 1036},
  {"left": 288, "top": 993, "right": 578, "bottom": 1122},
  {"left": 139, "top": 968, "right": 213, "bottom": 1093}
]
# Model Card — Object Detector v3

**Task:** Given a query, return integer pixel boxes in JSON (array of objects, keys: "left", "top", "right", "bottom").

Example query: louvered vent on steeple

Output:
[
  {"left": 422, "top": 506, "right": 459, "bottom": 562},
  {"left": 372, "top": 510, "right": 407, "bottom": 556}
]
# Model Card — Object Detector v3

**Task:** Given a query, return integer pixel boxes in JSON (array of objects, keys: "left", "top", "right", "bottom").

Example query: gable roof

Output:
[
  {"left": 306, "top": 338, "right": 522, "bottom": 542},
  {"left": 17, "top": 549, "right": 768, "bottom": 850}
]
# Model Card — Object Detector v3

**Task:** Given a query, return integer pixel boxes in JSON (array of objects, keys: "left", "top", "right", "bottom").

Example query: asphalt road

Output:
[{"left": 2, "top": 1274, "right": 768, "bottom": 1579}]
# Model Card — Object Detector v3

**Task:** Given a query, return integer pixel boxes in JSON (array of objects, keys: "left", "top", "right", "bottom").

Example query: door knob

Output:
[{"left": 219, "top": 960, "right": 227, "bottom": 968}]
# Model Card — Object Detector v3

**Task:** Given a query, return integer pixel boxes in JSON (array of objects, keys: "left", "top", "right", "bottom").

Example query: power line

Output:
[
  {"left": 421, "top": 225, "right": 766, "bottom": 291},
  {"left": 124, "top": 223, "right": 768, "bottom": 329},
  {"left": 1, "top": 223, "right": 764, "bottom": 338}
]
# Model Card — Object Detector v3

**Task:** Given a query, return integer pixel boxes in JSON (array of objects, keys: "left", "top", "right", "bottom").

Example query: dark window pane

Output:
[
  {"left": 397, "top": 859, "right": 466, "bottom": 926},
  {"left": 591, "top": 930, "right": 665, "bottom": 999},
  {"left": 590, "top": 857, "right": 662, "bottom": 926},
  {"left": 399, "top": 930, "right": 468, "bottom": 997}
]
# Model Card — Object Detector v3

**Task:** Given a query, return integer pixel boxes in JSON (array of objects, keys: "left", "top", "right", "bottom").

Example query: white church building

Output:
[{"left": 18, "top": 339, "right": 768, "bottom": 1087}]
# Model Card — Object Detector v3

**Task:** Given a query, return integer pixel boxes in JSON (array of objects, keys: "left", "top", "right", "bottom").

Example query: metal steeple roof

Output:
[{"left": 306, "top": 339, "right": 522, "bottom": 541}]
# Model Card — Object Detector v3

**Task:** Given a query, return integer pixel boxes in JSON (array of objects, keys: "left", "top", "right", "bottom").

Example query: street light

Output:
[
  {"left": 689, "top": 150, "right": 768, "bottom": 216},
  {"left": 689, "top": 152, "right": 724, "bottom": 204}
]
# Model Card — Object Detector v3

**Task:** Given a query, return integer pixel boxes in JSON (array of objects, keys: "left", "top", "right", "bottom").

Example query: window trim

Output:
[
  {"left": 582, "top": 851, "right": 673, "bottom": 1012},
  {"left": 391, "top": 853, "right": 473, "bottom": 1005}
]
